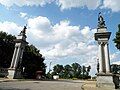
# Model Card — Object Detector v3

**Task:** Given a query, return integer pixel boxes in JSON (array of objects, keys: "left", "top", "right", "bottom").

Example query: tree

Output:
[
  {"left": 22, "top": 45, "right": 46, "bottom": 79},
  {"left": 63, "top": 65, "right": 73, "bottom": 79},
  {"left": 0, "top": 31, "right": 16, "bottom": 68},
  {"left": 82, "top": 66, "right": 86, "bottom": 78},
  {"left": 71, "top": 63, "right": 81, "bottom": 78},
  {"left": 51, "top": 63, "right": 91, "bottom": 79},
  {"left": 52, "top": 64, "right": 63, "bottom": 75},
  {"left": 113, "top": 24, "right": 120, "bottom": 50},
  {"left": 86, "top": 66, "right": 91, "bottom": 77},
  {"left": 81, "top": 65, "right": 91, "bottom": 79}
]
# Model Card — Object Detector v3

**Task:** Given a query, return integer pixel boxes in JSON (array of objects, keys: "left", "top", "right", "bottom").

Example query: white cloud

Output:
[
  {"left": 53, "top": 20, "right": 80, "bottom": 40},
  {"left": 19, "top": 12, "right": 28, "bottom": 19},
  {"left": 81, "top": 26, "right": 90, "bottom": 35},
  {"left": 0, "top": 21, "right": 22, "bottom": 35},
  {"left": 0, "top": 0, "right": 54, "bottom": 7},
  {"left": 102, "top": 0, "right": 120, "bottom": 12},
  {"left": 28, "top": 16, "right": 52, "bottom": 32},
  {"left": 27, "top": 16, "right": 97, "bottom": 58},
  {"left": 26, "top": 16, "right": 99, "bottom": 76},
  {"left": 110, "top": 51, "right": 120, "bottom": 63},
  {"left": 110, "top": 51, "right": 120, "bottom": 66},
  {"left": 27, "top": 16, "right": 53, "bottom": 47},
  {"left": 1, "top": 0, "right": 120, "bottom": 12},
  {"left": 56, "top": 0, "right": 101, "bottom": 10}
]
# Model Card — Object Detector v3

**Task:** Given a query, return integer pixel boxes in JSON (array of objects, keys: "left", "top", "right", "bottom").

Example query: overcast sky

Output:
[{"left": 0, "top": 0, "right": 120, "bottom": 76}]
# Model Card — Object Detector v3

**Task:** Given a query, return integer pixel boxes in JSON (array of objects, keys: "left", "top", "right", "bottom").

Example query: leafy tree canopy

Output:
[
  {"left": 50, "top": 63, "right": 91, "bottom": 79},
  {"left": 113, "top": 24, "right": 120, "bottom": 50}
]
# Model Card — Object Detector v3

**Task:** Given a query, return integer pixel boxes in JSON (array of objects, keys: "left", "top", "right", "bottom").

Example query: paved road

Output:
[{"left": 0, "top": 80, "right": 84, "bottom": 90}]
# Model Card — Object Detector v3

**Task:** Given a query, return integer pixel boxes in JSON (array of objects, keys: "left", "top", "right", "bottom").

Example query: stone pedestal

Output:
[
  {"left": 8, "top": 68, "right": 23, "bottom": 79},
  {"left": 96, "top": 74, "right": 115, "bottom": 89},
  {"left": 8, "top": 68, "right": 15, "bottom": 79}
]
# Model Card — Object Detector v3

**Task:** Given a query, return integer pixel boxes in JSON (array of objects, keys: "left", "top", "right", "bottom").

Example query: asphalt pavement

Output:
[{"left": 0, "top": 79, "right": 84, "bottom": 90}]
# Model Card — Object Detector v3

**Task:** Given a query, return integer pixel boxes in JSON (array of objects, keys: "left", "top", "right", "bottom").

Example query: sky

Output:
[{"left": 0, "top": 0, "right": 120, "bottom": 76}]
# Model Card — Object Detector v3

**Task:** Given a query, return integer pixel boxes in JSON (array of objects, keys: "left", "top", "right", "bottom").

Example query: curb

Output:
[
  {"left": 81, "top": 83, "right": 86, "bottom": 90},
  {"left": 81, "top": 81, "right": 97, "bottom": 90}
]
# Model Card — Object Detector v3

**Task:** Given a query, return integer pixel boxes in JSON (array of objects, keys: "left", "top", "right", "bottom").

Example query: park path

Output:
[{"left": 0, "top": 80, "right": 84, "bottom": 90}]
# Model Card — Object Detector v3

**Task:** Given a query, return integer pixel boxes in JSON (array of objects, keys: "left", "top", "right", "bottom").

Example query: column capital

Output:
[
  {"left": 98, "top": 42, "right": 104, "bottom": 45},
  {"left": 103, "top": 42, "right": 108, "bottom": 45},
  {"left": 98, "top": 41, "right": 108, "bottom": 45},
  {"left": 98, "top": 42, "right": 102, "bottom": 45}
]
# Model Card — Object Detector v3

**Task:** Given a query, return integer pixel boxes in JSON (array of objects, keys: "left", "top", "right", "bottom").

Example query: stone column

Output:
[
  {"left": 19, "top": 48, "right": 24, "bottom": 66},
  {"left": 10, "top": 46, "right": 18, "bottom": 68},
  {"left": 13, "top": 46, "right": 21, "bottom": 68},
  {"left": 98, "top": 42, "right": 103, "bottom": 73},
  {"left": 104, "top": 43, "right": 110, "bottom": 73}
]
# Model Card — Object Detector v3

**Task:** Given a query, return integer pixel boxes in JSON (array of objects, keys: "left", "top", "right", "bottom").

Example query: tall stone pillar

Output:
[
  {"left": 8, "top": 26, "right": 28, "bottom": 79},
  {"left": 98, "top": 42, "right": 103, "bottom": 73},
  {"left": 10, "top": 46, "right": 18, "bottom": 68},
  {"left": 104, "top": 43, "right": 110, "bottom": 73},
  {"left": 94, "top": 13, "right": 115, "bottom": 89}
]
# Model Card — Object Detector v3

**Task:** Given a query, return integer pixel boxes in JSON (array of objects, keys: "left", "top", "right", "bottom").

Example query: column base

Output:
[
  {"left": 8, "top": 68, "right": 15, "bottom": 79},
  {"left": 8, "top": 68, "right": 23, "bottom": 79},
  {"left": 96, "top": 73, "right": 115, "bottom": 89},
  {"left": 97, "top": 72, "right": 112, "bottom": 75}
]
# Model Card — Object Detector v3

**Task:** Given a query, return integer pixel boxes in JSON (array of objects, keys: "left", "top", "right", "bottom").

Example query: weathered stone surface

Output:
[
  {"left": 8, "top": 69, "right": 15, "bottom": 79},
  {"left": 96, "top": 75, "right": 115, "bottom": 89}
]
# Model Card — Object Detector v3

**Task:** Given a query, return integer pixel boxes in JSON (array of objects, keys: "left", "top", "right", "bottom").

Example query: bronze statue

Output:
[
  {"left": 98, "top": 12, "right": 106, "bottom": 28},
  {"left": 20, "top": 25, "right": 27, "bottom": 35}
]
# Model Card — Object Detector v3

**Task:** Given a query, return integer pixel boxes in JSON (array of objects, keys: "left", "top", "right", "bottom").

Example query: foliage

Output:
[
  {"left": 22, "top": 45, "right": 46, "bottom": 79},
  {"left": 63, "top": 64, "right": 73, "bottom": 79},
  {"left": 113, "top": 24, "right": 120, "bottom": 50},
  {"left": 72, "top": 63, "right": 81, "bottom": 78},
  {"left": 0, "top": 31, "right": 16, "bottom": 68},
  {"left": 52, "top": 64, "right": 63, "bottom": 75},
  {"left": 0, "top": 31, "right": 46, "bottom": 79},
  {"left": 51, "top": 63, "right": 91, "bottom": 79},
  {"left": 46, "top": 72, "right": 53, "bottom": 79},
  {"left": 111, "top": 64, "right": 120, "bottom": 74}
]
